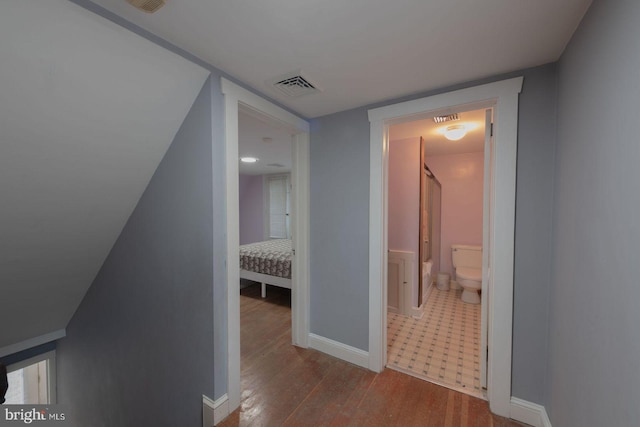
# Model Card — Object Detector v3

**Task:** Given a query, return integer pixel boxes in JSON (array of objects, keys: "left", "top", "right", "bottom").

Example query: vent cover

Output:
[
  {"left": 267, "top": 163, "right": 286, "bottom": 168},
  {"left": 269, "top": 71, "right": 321, "bottom": 97},
  {"left": 126, "top": 0, "right": 166, "bottom": 13},
  {"left": 433, "top": 113, "right": 460, "bottom": 124}
]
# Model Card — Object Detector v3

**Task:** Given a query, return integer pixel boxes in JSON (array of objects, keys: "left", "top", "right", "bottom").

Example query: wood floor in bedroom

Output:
[{"left": 218, "top": 283, "right": 525, "bottom": 427}]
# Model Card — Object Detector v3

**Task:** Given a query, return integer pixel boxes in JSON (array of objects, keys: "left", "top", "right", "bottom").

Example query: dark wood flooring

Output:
[{"left": 218, "top": 283, "right": 525, "bottom": 427}]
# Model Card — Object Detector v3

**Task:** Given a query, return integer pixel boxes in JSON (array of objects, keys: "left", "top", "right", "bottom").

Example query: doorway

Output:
[
  {"left": 385, "top": 108, "right": 490, "bottom": 399},
  {"left": 367, "top": 77, "right": 523, "bottom": 417},
  {"left": 221, "top": 78, "right": 310, "bottom": 413}
]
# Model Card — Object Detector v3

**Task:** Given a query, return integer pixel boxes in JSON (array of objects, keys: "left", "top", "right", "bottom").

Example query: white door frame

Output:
[
  {"left": 221, "top": 78, "right": 310, "bottom": 412},
  {"left": 367, "top": 77, "right": 523, "bottom": 417}
]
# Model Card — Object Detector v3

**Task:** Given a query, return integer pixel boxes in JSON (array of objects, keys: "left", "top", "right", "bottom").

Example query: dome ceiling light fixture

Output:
[
  {"left": 240, "top": 157, "right": 258, "bottom": 163},
  {"left": 443, "top": 124, "right": 468, "bottom": 141}
]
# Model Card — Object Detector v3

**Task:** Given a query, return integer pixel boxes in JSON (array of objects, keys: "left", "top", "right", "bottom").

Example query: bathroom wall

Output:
[
  {"left": 239, "top": 174, "right": 264, "bottom": 244},
  {"left": 388, "top": 137, "right": 421, "bottom": 306},
  {"left": 426, "top": 152, "right": 484, "bottom": 276}
]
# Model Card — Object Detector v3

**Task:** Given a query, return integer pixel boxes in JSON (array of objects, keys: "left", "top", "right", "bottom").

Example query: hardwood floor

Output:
[{"left": 218, "top": 283, "right": 525, "bottom": 427}]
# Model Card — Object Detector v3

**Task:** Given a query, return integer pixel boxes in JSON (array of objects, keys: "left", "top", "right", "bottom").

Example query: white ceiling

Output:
[
  {"left": 0, "top": 0, "right": 209, "bottom": 349},
  {"left": 89, "top": 0, "right": 591, "bottom": 118},
  {"left": 390, "top": 108, "right": 486, "bottom": 156},
  {"left": 238, "top": 110, "right": 293, "bottom": 175}
]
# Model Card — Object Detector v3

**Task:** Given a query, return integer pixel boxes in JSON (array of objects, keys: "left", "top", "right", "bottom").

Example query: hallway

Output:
[{"left": 218, "top": 283, "right": 522, "bottom": 426}]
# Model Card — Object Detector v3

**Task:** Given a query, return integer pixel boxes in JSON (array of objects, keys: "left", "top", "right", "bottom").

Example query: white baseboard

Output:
[
  {"left": 510, "top": 397, "right": 551, "bottom": 427},
  {"left": 411, "top": 306, "right": 424, "bottom": 319},
  {"left": 0, "top": 329, "right": 66, "bottom": 358},
  {"left": 308, "top": 333, "right": 369, "bottom": 369},
  {"left": 203, "top": 394, "right": 229, "bottom": 426}
]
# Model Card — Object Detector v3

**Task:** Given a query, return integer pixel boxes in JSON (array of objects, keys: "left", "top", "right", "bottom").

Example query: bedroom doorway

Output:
[
  {"left": 221, "top": 77, "right": 310, "bottom": 414},
  {"left": 238, "top": 110, "right": 294, "bottom": 299}
]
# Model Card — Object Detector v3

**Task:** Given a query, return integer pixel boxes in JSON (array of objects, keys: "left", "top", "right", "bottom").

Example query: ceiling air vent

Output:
[
  {"left": 267, "top": 163, "right": 286, "bottom": 168},
  {"left": 269, "top": 71, "right": 321, "bottom": 97},
  {"left": 433, "top": 113, "right": 460, "bottom": 124},
  {"left": 126, "top": 0, "right": 166, "bottom": 13}
]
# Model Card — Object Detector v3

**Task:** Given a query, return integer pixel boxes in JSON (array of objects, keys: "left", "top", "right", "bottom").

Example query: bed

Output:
[{"left": 239, "top": 239, "right": 292, "bottom": 298}]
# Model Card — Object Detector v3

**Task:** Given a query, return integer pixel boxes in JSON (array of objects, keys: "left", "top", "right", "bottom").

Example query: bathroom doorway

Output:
[
  {"left": 385, "top": 107, "right": 492, "bottom": 399},
  {"left": 369, "top": 77, "right": 522, "bottom": 416}
]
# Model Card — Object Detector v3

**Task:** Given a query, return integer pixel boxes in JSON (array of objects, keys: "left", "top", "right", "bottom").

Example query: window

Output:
[
  {"left": 4, "top": 351, "right": 56, "bottom": 404},
  {"left": 266, "top": 174, "right": 291, "bottom": 239}
]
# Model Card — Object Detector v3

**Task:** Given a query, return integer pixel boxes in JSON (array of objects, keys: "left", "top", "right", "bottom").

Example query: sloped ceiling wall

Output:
[{"left": 0, "top": 0, "right": 209, "bottom": 349}]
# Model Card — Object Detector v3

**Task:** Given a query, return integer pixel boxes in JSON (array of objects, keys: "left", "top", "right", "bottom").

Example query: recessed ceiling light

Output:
[{"left": 240, "top": 157, "right": 258, "bottom": 163}]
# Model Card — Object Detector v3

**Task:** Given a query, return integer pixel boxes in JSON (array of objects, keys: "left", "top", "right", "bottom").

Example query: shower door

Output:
[{"left": 418, "top": 137, "right": 442, "bottom": 305}]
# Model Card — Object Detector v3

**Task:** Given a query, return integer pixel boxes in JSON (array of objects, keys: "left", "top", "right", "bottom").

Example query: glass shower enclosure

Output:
[{"left": 418, "top": 137, "right": 442, "bottom": 305}]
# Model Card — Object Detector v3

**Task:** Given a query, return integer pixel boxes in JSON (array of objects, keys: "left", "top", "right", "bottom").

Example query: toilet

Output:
[{"left": 451, "top": 244, "right": 482, "bottom": 304}]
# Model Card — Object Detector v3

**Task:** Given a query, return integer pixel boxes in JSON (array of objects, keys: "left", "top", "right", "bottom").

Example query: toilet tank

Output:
[{"left": 451, "top": 244, "right": 482, "bottom": 269}]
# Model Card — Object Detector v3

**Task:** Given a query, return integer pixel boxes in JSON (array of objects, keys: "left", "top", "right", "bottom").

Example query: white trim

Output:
[
  {"left": 510, "top": 397, "right": 552, "bottom": 427},
  {"left": 368, "top": 77, "right": 523, "bottom": 418},
  {"left": 0, "top": 329, "right": 65, "bottom": 358},
  {"left": 480, "top": 107, "right": 493, "bottom": 389},
  {"left": 387, "top": 249, "right": 414, "bottom": 261},
  {"left": 291, "top": 132, "right": 310, "bottom": 349},
  {"left": 202, "top": 394, "right": 230, "bottom": 426},
  {"left": 308, "top": 333, "right": 369, "bottom": 369},
  {"left": 221, "top": 80, "right": 309, "bottom": 133},
  {"left": 367, "top": 118, "right": 388, "bottom": 373},
  {"left": 213, "top": 394, "right": 230, "bottom": 426},
  {"left": 202, "top": 395, "right": 215, "bottom": 427},
  {"left": 221, "top": 77, "right": 310, "bottom": 413}
]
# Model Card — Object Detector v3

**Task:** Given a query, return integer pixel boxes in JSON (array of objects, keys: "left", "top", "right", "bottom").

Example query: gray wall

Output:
[
  {"left": 546, "top": 0, "right": 640, "bottom": 425},
  {"left": 57, "top": 78, "right": 215, "bottom": 427},
  {"left": 310, "top": 108, "right": 372, "bottom": 350},
  {"left": 68, "top": 0, "right": 304, "bottom": 401},
  {"left": 310, "top": 64, "right": 558, "bottom": 403}
]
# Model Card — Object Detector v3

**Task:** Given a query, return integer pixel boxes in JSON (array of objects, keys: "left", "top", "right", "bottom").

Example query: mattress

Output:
[{"left": 239, "top": 239, "right": 292, "bottom": 279}]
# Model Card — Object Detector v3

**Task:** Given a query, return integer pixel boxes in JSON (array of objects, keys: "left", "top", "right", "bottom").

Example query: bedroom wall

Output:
[
  {"left": 239, "top": 174, "right": 265, "bottom": 244},
  {"left": 388, "top": 137, "right": 420, "bottom": 306},
  {"left": 56, "top": 78, "right": 215, "bottom": 426},
  {"left": 426, "top": 152, "right": 484, "bottom": 276},
  {"left": 546, "top": 0, "right": 640, "bottom": 424},
  {"left": 310, "top": 63, "right": 558, "bottom": 404}
]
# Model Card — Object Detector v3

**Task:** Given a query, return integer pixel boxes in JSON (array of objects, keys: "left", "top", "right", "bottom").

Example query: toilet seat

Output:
[{"left": 456, "top": 267, "right": 481, "bottom": 281}]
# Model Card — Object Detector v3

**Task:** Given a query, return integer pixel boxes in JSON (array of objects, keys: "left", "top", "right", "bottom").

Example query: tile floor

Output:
[{"left": 387, "top": 286, "right": 484, "bottom": 398}]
